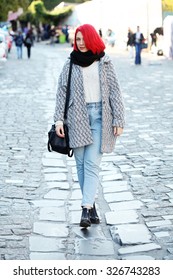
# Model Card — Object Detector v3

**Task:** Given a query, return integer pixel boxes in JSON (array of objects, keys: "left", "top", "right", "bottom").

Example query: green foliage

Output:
[
  {"left": 0, "top": 0, "right": 31, "bottom": 21},
  {"left": 43, "top": 0, "right": 62, "bottom": 11},
  {"left": 0, "top": 0, "right": 89, "bottom": 25},
  {"left": 28, "top": 0, "right": 44, "bottom": 13},
  {"left": 27, "top": 0, "right": 73, "bottom": 25},
  {"left": 44, "top": 6, "right": 73, "bottom": 25},
  {"left": 43, "top": 0, "right": 90, "bottom": 11},
  {"left": 19, "top": 11, "right": 35, "bottom": 24}
]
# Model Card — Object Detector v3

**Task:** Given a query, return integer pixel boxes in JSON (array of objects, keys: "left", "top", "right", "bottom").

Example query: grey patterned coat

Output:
[{"left": 54, "top": 54, "right": 125, "bottom": 153}]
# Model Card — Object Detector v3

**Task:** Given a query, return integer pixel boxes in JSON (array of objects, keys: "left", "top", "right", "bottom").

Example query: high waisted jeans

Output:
[
  {"left": 135, "top": 43, "right": 142, "bottom": 64},
  {"left": 74, "top": 102, "right": 102, "bottom": 208}
]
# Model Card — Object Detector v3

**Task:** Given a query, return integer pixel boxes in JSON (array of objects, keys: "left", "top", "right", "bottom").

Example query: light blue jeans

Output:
[
  {"left": 74, "top": 102, "right": 103, "bottom": 208},
  {"left": 16, "top": 46, "right": 23, "bottom": 59}
]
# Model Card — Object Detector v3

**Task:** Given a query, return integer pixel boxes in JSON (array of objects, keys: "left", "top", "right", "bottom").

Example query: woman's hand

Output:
[
  {"left": 55, "top": 125, "right": 65, "bottom": 138},
  {"left": 113, "top": 127, "right": 123, "bottom": 136}
]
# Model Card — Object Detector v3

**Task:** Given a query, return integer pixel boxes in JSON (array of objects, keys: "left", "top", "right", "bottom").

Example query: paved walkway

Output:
[{"left": 0, "top": 42, "right": 173, "bottom": 260}]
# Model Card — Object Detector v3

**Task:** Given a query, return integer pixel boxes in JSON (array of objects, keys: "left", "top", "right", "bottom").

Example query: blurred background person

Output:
[
  {"left": 127, "top": 27, "right": 134, "bottom": 58},
  {"left": 105, "top": 28, "right": 116, "bottom": 47},
  {"left": 14, "top": 30, "right": 24, "bottom": 59},
  {"left": 24, "top": 29, "right": 33, "bottom": 59},
  {"left": 133, "top": 26, "right": 144, "bottom": 65}
]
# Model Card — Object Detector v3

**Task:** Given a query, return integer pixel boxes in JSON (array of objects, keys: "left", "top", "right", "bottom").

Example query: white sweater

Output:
[
  {"left": 82, "top": 61, "right": 101, "bottom": 103},
  {"left": 55, "top": 61, "right": 101, "bottom": 126}
]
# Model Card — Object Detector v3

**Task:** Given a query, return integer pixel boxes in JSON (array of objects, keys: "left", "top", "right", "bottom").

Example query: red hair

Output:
[{"left": 73, "top": 24, "right": 105, "bottom": 54}]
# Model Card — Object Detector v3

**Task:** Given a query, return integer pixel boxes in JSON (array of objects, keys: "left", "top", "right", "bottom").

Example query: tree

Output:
[
  {"left": 0, "top": 1, "right": 90, "bottom": 22},
  {"left": 162, "top": 0, "right": 173, "bottom": 11},
  {"left": 43, "top": 0, "right": 90, "bottom": 11},
  {"left": 26, "top": 0, "right": 73, "bottom": 26},
  {"left": 0, "top": 0, "right": 32, "bottom": 21}
]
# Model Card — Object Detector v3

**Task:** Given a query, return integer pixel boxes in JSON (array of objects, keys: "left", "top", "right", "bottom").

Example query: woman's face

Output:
[{"left": 76, "top": 31, "right": 88, "bottom": 52}]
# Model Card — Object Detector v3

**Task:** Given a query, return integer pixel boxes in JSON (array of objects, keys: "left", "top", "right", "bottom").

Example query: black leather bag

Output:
[
  {"left": 47, "top": 124, "right": 73, "bottom": 157},
  {"left": 47, "top": 60, "right": 73, "bottom": 157}
]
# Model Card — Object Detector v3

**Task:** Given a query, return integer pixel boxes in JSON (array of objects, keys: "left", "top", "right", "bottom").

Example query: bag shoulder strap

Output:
[{"left": 64, "top": 60, "right": 72, "bottom": 120}]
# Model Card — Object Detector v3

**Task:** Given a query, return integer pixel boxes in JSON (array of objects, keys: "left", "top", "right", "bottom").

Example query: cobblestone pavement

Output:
[{"left": 0, "top": 42, "right": 173, "bottom": 260}]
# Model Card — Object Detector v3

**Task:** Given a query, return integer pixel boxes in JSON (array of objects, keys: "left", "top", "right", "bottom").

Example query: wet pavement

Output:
[{"left": 0, "top": 42, "right": 173, "bottom": 260}]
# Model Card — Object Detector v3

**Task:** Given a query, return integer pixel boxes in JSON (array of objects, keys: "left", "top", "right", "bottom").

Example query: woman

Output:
[
  {"left": 127, "top": 27, "right": 134, "bottom": 58},
  {"left": 133, "top": 26, "right": 144, "bottom": 65},
  {"left": 24, "top": 29, "right": 33, "bottom": 59},
  {"left": 14, "top": 30, "right": 24, "bottom": 59},
  {"left": 54, "top": 24, "right": 125, "bottom": 228}
]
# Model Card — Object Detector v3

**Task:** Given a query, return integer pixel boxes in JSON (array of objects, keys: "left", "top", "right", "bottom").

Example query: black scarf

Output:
[{"left": 70, "top": 50, "right": 105, "bottom": 67}]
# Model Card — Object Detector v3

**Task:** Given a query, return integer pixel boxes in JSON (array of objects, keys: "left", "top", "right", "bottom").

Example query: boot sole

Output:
[
  {"left": 80, "top": 220, "right": 91, "bottom": 228},
  {"left": 90, "top": 218, "right": 100, "bottom": 224}
]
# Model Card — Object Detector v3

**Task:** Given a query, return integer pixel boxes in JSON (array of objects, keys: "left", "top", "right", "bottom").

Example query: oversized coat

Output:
[{"left": 54, "top": 54, "right": 125, "bottom": 153}]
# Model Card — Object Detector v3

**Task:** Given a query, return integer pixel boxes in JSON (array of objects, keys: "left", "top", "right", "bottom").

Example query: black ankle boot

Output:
[
  {"left": 80, "top": 208, "right": 91, "bottom": 228},
  {"left": 89, "top": 203, "right": 100, "bottom": 224}
]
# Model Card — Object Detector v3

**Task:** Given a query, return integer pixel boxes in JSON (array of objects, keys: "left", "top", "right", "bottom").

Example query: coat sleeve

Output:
[
  {"left": 54, "top": 59, "right": 70, "bottom": 123},
  {"left": 106, "top": 60, "right": 125, "bottom": 128}
]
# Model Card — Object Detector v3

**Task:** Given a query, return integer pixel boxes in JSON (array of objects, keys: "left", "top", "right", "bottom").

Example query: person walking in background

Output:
[
  {"left": 150, "top": 32, "right": 157, "bottom": 53},
  {"left": 105, "top": 29, "right": 116, "bottom": 47},
  {"left": 49, "top": 25, "right": 55, "bottom": 44},
  {"left": 54, "top": 24, "right": 125, "bottom": 228},
  {"left": 150, "top": 32, "right": 157, "bottom": 48},
  {"left": 127, "top": 27, "right": 134, "bottom": 58},
  {"left": 133, "top": 26, "right": 144, "bottom": 65},
  {"left": 24, "top": 30, "right": 33, "bottom": 59},
  {"left": 14, "top": 30, "right": 24, "bottom": 59},
  {"left": 99, "top": 28, "right": 103, "bottom": 38},
  {"left": 36, "top": 26, "right": 42, "bottom": 42},
  {"left": 68, "top": 26, "right": 76, "bottom": 47}
]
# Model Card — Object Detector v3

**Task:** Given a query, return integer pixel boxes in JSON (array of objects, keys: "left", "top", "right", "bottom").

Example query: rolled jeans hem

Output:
[{"left": 81, "top": 204, "right": 92, "bottom": 209}]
